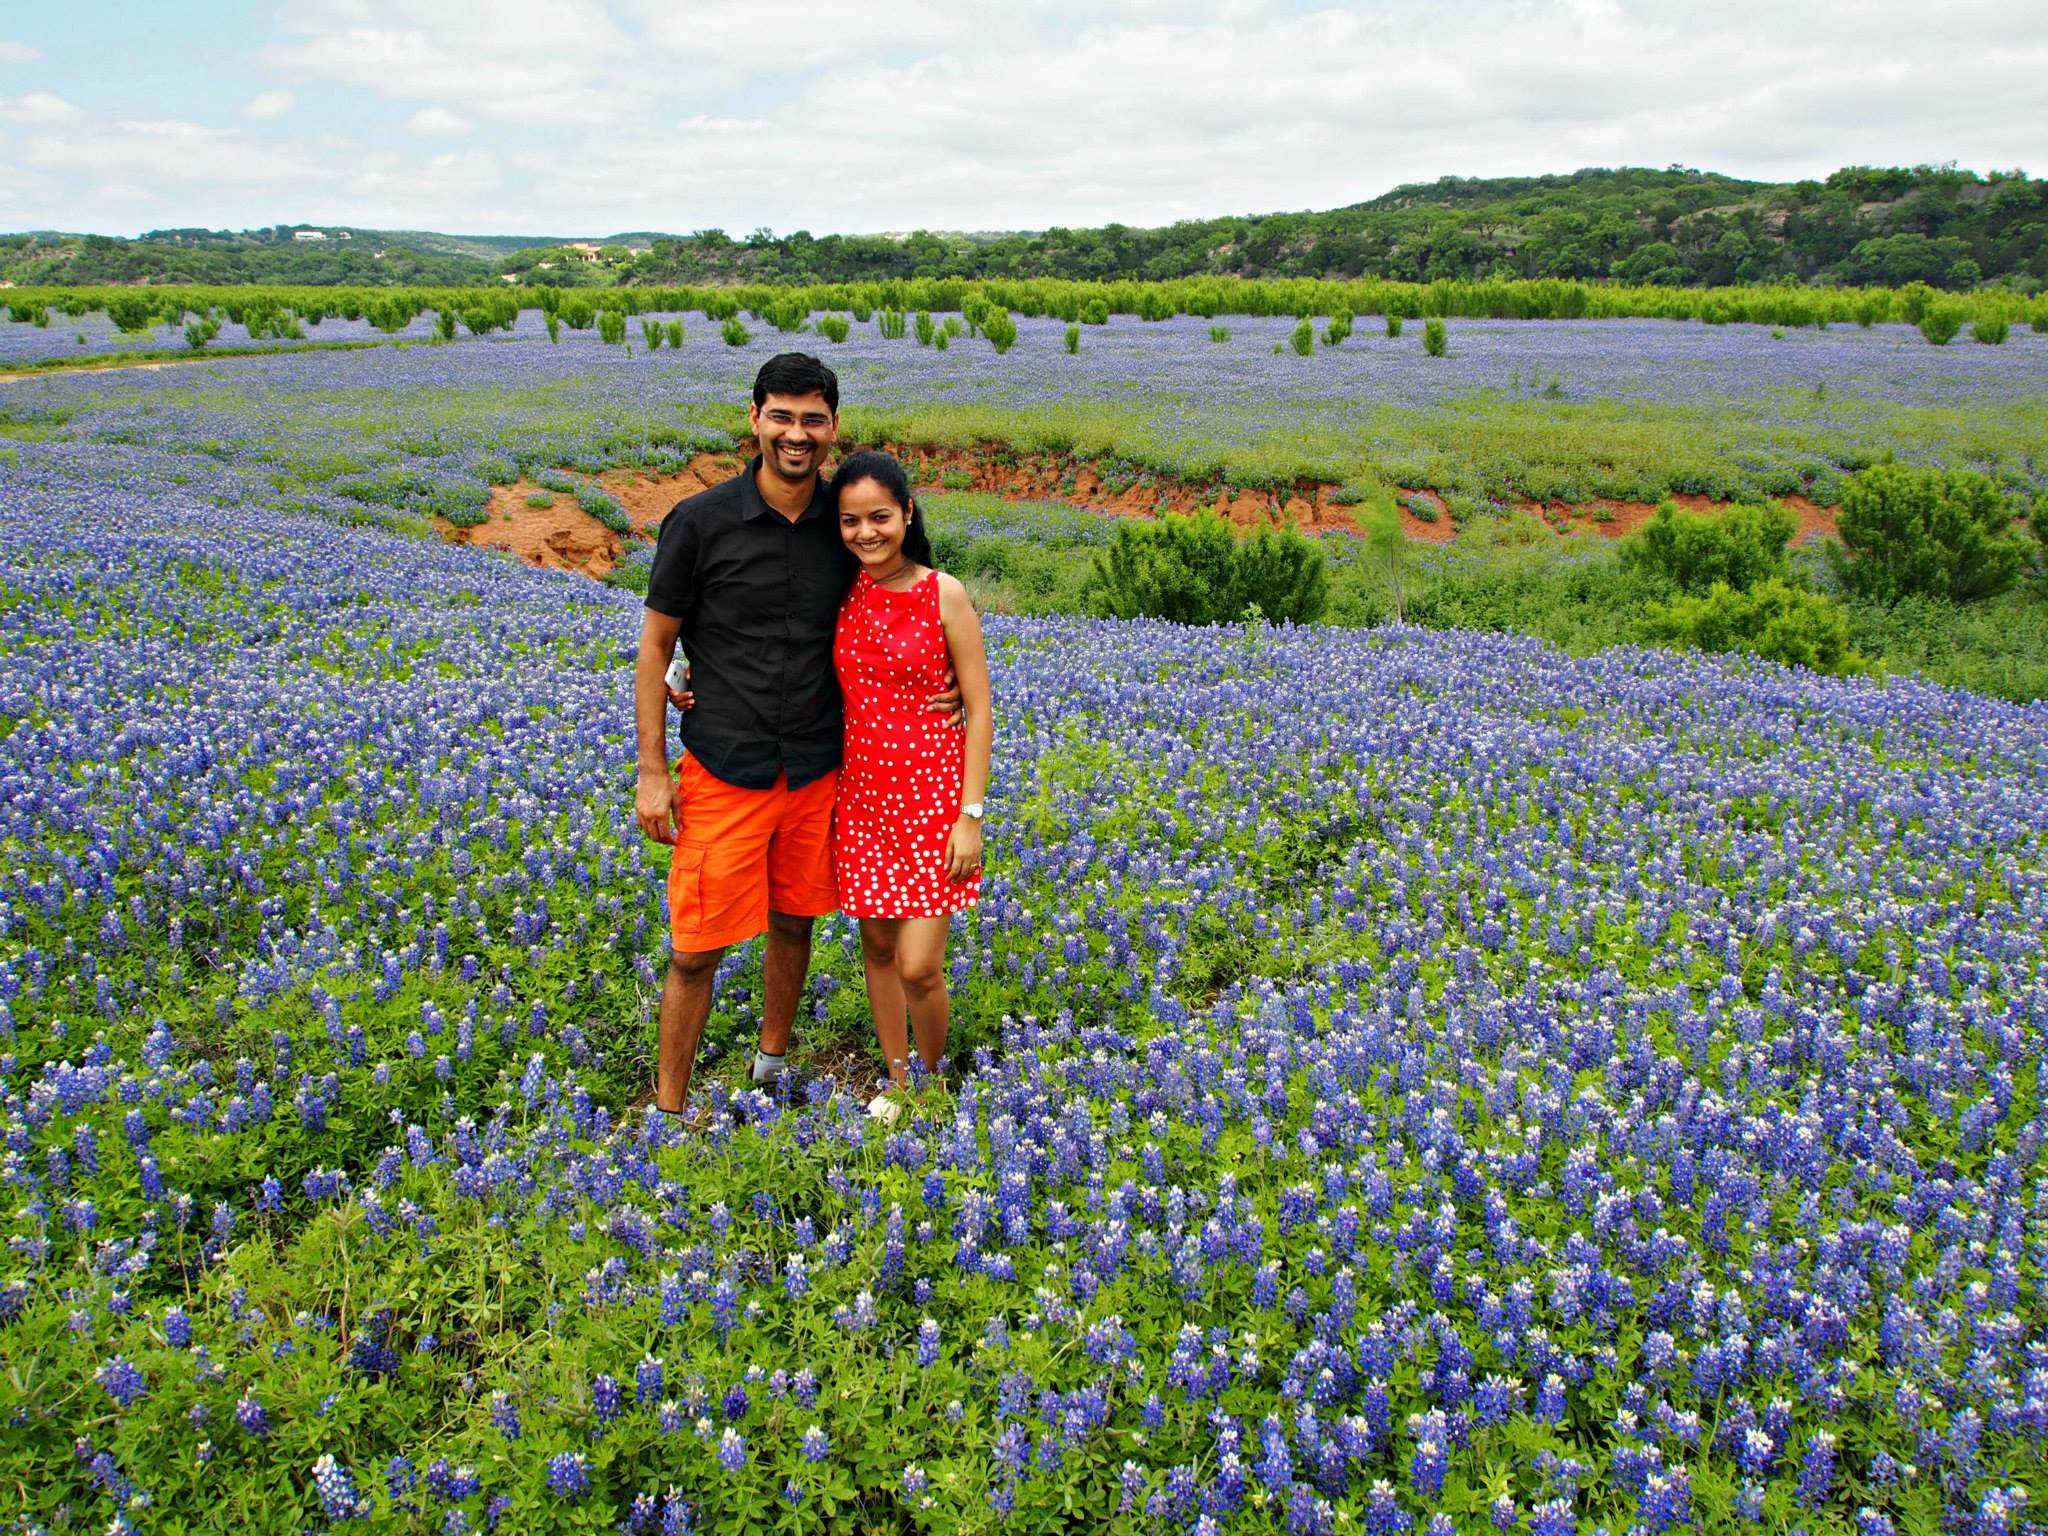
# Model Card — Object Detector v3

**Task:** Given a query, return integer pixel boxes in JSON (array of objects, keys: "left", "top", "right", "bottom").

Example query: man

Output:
[{"left": 633, "top": 353, "right": 952, "bottom": 1114}]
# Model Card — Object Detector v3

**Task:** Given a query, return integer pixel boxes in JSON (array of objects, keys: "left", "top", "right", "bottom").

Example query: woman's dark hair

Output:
[
  {"left": 753, "top": 352, "right": 839, "bottom": 412},
  {"left": 831, "top": 450, "right": 934, "bottom": 568}
]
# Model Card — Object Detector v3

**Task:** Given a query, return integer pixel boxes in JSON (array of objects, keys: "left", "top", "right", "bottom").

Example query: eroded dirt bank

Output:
[{"left": 437, "top": 445, "right": 1839, "bottom": 581}]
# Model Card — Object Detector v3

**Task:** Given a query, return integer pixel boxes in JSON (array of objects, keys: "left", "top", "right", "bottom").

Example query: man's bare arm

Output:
[{"left": 635, "top": 608, "right": 684, "bottom": 843}]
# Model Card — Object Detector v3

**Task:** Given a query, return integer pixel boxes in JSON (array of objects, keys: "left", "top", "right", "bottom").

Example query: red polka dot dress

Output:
[{"left": 833, "top": 568, "right": 980, "bottom": 919}]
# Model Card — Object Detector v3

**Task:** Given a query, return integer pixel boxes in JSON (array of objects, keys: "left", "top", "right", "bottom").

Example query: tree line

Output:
[{"left": 3, "top": 165, "right": 2041, "bottom": 294}]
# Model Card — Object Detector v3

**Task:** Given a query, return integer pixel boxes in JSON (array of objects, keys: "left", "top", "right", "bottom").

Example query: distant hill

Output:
[{"left": 3, "top": 166, "right": 2042, "bottom": 290}]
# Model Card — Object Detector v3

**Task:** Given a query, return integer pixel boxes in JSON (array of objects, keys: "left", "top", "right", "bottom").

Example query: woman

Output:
[{"left": 829, "top": 450, "right": 992, "bottom": 1116}]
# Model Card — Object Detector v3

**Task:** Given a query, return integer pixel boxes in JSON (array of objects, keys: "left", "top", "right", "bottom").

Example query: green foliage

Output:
[
  {"left": 639, "top": 317, "right": 663, "bottom": 350},
  {"left": 1385, "top": 312, "right": 1404, "bottom": 337},
  {"left": 559, "top": 294, "right": 596, "bottom": 330},
  {"left": 524, "top": 491, "right": 554, "bottom": 508},
  {"left": 1641, "top": 577, "right": 1862, "bottom": 675},
  {"left": 364, "top": 295, "right": 415, "bottom": 333},
  {"left": 1322, "top": 310, "right": 1352, "bottom": 346},
  {"left": 720, "top": 315, "right": 751, "bottom": 347},
  {"left": 1208, "top": 324, "right": 1229, "bottom": 342},
  {"left": 1829, "top": 461, "right": 2028, "bottom": 603},
  {"left": 543, "top": 310, "right": 560, "bottom": 343},
  {"left": 105, "top": 293, "right": 156, "bottom": 333},
  {"left": 814, "top": 314, "right": 849, "bottom": 343},
  {"left": 1079, "top": 296, "right": 1110, "bottom": 325},
  {"left": 597, "top": 307, "right": 627, "bottom": 345},
  {"left": 183, "top": 315, "right": 221, "bottom": 351},
  {"left": 1353, "top": 490, "right": 1411, "bottom": 621},
  {"left": 914, "top": 311, "right": 935, "bottom": 346},
  {"left": 983, "top": 311, "right": 1018, "bottom": 353},
  {"left": 1091, "top": 508, "right": 1327, "bottom": 625},
  {"left": 1617, "top": 499, "right": 1797, "bottom": 595},
  {"left": 763, "top": 294, "right": 809, "bottom": 332},
  {"left": 1289, "top": 317, "right": 1314, "bottom": 356},
  {"left": 1423, "top": 317, "right": 1448, "bottom": 356},
  {"left": 1064, "top": 321, "right": 1080, "bottom": 354},
  {"left": 1918, "top": 306, "right": 1964, "bottom": 345},
  {"left": 1973, "top": 316, "right": 2009, "bottom": 344},
  {"left": 433, "top": 309, "right": 457, "bottom": 342},
  {"left": 934, "top": 328, "right": 950, "bottom": 351},
  {"left": 1137, "top": 288, "right": 1175, "bottom": 321},
  {"left": 877, "top": 308, "right": 906, "bottom": 340}
]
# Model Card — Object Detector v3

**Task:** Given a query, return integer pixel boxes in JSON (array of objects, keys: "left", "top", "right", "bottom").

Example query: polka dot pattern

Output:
[{"left": 833, "top": 569, "right": 981, "bottom": 920}]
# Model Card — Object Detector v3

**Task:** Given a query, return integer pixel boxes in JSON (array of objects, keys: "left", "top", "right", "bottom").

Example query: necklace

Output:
[{"left": 871, "top": 558, "right": 918, "bottom": 589}]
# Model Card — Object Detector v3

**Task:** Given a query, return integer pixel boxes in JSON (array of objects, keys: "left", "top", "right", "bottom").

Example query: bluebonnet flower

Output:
[{"left": 546, "top": 1452, "right": 589, "bottom": 1502}]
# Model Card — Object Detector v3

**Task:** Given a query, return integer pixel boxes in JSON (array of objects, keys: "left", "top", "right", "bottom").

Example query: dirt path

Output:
[{"left": 439, "top": 445, "right": 1839, "bottom": 581}]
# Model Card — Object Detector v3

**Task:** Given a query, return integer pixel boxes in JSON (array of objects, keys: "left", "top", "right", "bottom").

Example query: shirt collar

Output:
[{"left": 740, "top": 455, "right": 832, "bottom": 524}]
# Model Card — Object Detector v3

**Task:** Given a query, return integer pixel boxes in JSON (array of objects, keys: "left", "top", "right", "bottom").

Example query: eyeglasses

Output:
[{"left": 761, "top": 409, "right": 834, "bottom": 430}]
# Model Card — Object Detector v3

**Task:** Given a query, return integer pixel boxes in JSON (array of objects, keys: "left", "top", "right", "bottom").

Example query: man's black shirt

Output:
[{"left": 644, "top": 457, "right": 856, "bottom": 790}]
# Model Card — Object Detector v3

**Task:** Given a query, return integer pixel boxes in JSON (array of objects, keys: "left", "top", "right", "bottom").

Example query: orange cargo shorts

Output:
[{"left": 666, "top": 754, "right": 838, "bottom": 953}]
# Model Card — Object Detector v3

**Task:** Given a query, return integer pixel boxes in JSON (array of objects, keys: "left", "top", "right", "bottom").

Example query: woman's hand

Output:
[{"left": 944, "top": 815, "right": 983, "bottom": 882}]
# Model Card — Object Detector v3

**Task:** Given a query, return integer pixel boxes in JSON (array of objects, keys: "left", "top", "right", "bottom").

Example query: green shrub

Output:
[
  {"left": 1064, "top": 322, "right": 1080, "bottom": 354},
  {"left": 1208, "top": 324, "right": 1230, "bottom": 342},
  {"left": 1828, "top": 461, "right": 2028, "bottom": 604},
  {"left": 815, "top": 314, "right": 849, "bottom": 343},
  {"left": 578, "top": 487, "right": 634, "bottom": 535},
  {"left": 1853, "top": 294, "right": 1888, "bottom": 328},
  {"left": 183, "top": 316, "right": 221, "bottom": 351},
  {"left": 1322, "top": 311, "right": 1352, "bottom": 347},
  {"left": 639, "top": 318, "right": 664, "bottom": 350},
  {"left": 765, "top": 295, "right": 809, "bottom": 333},
  {"left": 721, "top": 315, "right": 751, "bottom": 347},
  {"left": 877, "top": 308, "right": 906, "bottom": 340},
  {"left": 597, "top": 308, "right": 627, "bottom": 345},
  {"left": 1918, "top": 306, "right": 1964, "bottom": 345},
  {"left": 1080, "top": 297, "right": 1110, "bottom": 325},
  {"left": 1617, "top": 499, "right": 1797, "bottom": 595},
  {"left": 544, "top": 310, "right": 560, "bottom": 343},
  {"left": 1137, "top": 289, "right": 1175, "bottom": 322},
  {"left": 703, "top": 294, "right": 739, "bottom": 322},
  {"left": 1641, "top": 578, "right": 1862, "bottom": 675},
  {"left": 983, "top": 311, "right": 1018, "bottom": 353},
  {"left": 433, "top": 309, "right": 457, "bottom": 342},
  {"left": 1091, "top": 508, "right": 1326, "bottom": 625},
  {"left": 934, "top": 329, "right": 950, "bottom": 351},
  {"left": 1385, "top": 313, "right": 1403, "bottom": 337},
  {"left": 365, "top": 295, "right": 415, "bottom": 334},
  {"left": 524, "top": 491, "right": 554, "bottom": 508},
  {"left": 1896, "top": 281, "right": 1936, "bottom": 325},
  {"left": 1973, "top": 316, "right": 2009, "bottom": 345},
  {"left": 559, "top": 294, "right": 596, "bottom": 330},
  {"left": 1423, "top": 318, "right": 1448, "bottom": 356},
  {"left": 106, "top": 294, "right": 155, "bottom": 333},
  {"left": 914, "top": 311, "right": 935, "bottom": 346},
  {"left": 1289, "top": 317, "right": 1314, "bottom": 356}
]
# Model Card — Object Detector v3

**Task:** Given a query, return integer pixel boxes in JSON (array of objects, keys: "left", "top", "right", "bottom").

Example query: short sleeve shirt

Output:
[{"left": 644, "top": 457, "right": 857, "bottom": 790}]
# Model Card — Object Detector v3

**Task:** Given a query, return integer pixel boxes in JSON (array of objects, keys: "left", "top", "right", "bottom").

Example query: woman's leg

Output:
[
  {"left": 895, "top": 916, "right": 951, "bottom": 1079},
  {"left": 858, "top": 918, "right": 913, "bottom": 1089}
]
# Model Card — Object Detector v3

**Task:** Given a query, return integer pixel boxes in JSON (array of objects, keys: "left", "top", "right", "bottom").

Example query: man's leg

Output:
[
  {"left": 656, "top": 946, "right": 725, "bottom": 1113},
  {"left": 758, "top": 910, "right": 815, "bottom": 1062}
]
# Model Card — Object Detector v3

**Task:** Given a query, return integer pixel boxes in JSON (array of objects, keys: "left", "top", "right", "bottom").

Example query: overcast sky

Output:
[{"left": 4, "top": 0, "right": 2045, "bottom": 239}]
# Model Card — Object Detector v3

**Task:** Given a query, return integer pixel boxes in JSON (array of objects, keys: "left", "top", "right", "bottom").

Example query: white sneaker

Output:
[{"left": 866, "top": 1094, "right": 904, "bottom": 1126}]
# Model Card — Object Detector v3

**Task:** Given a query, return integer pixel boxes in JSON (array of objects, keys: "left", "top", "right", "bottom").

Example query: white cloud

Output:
[
  {"left": 0, "top": 38, "right": 41, "bottom": 62},
  {"left": 243, "top": 90, "right": 296, "bottom": 118},
  {"left": 407, "top": 105, "right": 473, "bottom": 134},
  {"left": 0, "top": 91, "right": 82, "bottom": 124},
  {"left": 19, "top": 118, "right": 313, "bottom": 187}
]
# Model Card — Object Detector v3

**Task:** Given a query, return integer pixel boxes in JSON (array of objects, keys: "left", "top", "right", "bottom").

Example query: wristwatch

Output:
[{"left": 960, "top": 802, "right": 985, "bottom": 820}]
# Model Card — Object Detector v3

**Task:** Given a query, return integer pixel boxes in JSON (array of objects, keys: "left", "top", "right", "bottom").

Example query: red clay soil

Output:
[{"left": 440, "top": 444, "right": 1838, "bottom": 581}]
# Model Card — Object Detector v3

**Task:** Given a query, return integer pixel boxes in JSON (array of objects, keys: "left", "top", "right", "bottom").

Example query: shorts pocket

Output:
[{"left": 666, "top": 841, "right": 707, "bottom": 931}]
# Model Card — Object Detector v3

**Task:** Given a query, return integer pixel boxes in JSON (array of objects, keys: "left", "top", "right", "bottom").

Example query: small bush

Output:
[
  {"left": 106, "top": 294, "right": 156, "bottom": 333},
  {"left": 639, "top": 318, "right": 663, "bottom": 350},
  {"left": 1641, "top": 578, "right": 1862, "bottom": 675},
  {"left": 525, "top": 491, "right": 555, "bottom": 509},
  {"left": 1385, "top": 313, "right": 1403, "bottom": 338},
  {"left": 1423, "top": 318, "right": 1448, "bottom": 356},
  {"left": 877, "top": 309, "right": 907, "bottom": 340},
  {"left": 597, "top": 308, "right": 628, "bottom": 345},
  {"left": 1918, "top": 307, "right": 1964, "bottom": 345},
  {"left": 1091, "top": 508, "right": 1326, "bottom": 625},
  {"left": 1618, "top": 500, "right": 1797, "bottom": 595},
  {"left": 935, "top": 329, "right": 950, "bottom": 351},
  {"left": 1137, "top": 289, "right": 1176, "bottom": 322},
  {"left": 721, "top": 316, "right": 751, "bottom": 347},
  {"left": 815, "top": 315, "right": 849, "bottom": 343},
  {"left": 1289, "top": 318, "right": 1314, "bottom": 356},
  {"left": 914, "top": 312, "right": 935, "bottom": 346},
  {"left": 1828, "top": 461, "right": 2028, "bottom": 604},
  {"left": 1064, "top": 322, "right": 1080, "bottom": 354},
  {"left": 184, "top": 316, "right": 221, "bottom": 351},
  {"left": 544, "top": 311, "right": 560, "bottom": 343},
  {"left": 1208, "top": 324, "right": 1230, "bottom": 342},
  {"left": 578, "top": 487, "right": 635, "bottom": 535},
  {"left": 1080, "top": 297, "right": 1110, "bottom": 325},
  {"left": 1322, "top": 311, "right": 1352, "bottom": 347},
  {"left": 1972, "top": 316, "right": 2009, "bottom": 345},
  {"left": 983, "top": 312, "right": 1018, "bottom": 353},
  {"left": 433, "top": 310, "right": 458, "bottom": 342}
]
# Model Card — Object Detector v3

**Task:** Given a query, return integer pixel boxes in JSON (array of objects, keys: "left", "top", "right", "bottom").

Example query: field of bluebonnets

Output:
[{"left": 3, "top": 300, "right": 2048, "bottom": 1535}]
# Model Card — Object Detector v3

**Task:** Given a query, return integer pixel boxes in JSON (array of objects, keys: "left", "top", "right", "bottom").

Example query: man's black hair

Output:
[{"left": 753, "top": 353, "right": 839, "bottom": 413}]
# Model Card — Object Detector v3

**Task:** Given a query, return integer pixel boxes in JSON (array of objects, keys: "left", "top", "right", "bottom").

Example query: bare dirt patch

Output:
[{"left": 444, "top": 443, "right": 1837, "bottom": 580}]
